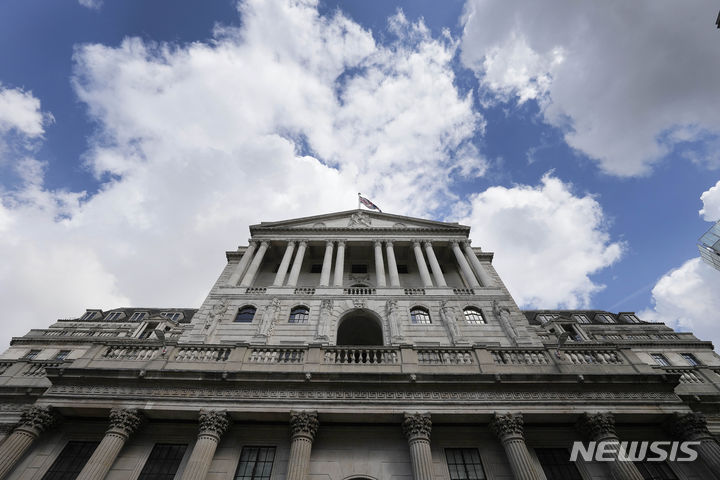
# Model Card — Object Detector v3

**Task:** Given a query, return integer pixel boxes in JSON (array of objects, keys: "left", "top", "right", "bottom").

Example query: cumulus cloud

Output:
[
  {"left": 0, "top": 85, "right": 48, "bottom": 138},
  {"left": 460, "top": 0, "right": 720, "bottom": 176},
  {"left": 700, "top": 180, "right": 720, "bottom": 221},
  {"left": 460, "top": 174, "right": 623, "bottom": 308},
  {"left": 78, "top": 0, "right": 102, "bottom": 10}
]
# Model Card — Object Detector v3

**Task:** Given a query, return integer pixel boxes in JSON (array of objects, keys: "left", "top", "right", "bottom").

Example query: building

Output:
[
  {"left": 699, "top": 220, "right": 720, "bottom": 272},
  {"left": 0, "top": 209, "right": 719, "bottom": 480}
]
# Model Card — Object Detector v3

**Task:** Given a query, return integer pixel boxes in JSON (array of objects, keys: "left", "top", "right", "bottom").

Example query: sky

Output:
[{"left": 0, "top": 0, "right": 719, "bottom": 349}]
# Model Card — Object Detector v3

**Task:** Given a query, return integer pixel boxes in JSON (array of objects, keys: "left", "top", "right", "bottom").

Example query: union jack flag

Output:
[{"left": 358, "top": 193, "right": 382, "bottom": 212}]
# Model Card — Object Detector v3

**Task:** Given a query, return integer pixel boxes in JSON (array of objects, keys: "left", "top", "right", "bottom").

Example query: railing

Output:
[
  {"left": 248, "top": 348, "right": 305, "bottom": 364},
  {"left": 453, "top": 288, "right": 475, "bottom": 295},
  {"left": 23, "top": 362, "right": 63, "bottom": 376},
  {"left": 324, "top": 347, "right": 399, "bottom": 364},
  {"left": 404, "top": 288, "right": 425, "bottom": 295},
  {"left": 343, "top": 287, "right": 376, "bottom": 295},
  {"left": 665, "top": 368, "right": 705, "bottom": 384},
  {"left": 174, "top": 346, "right": 231, "bottom": 362},
  {"left": 103, "top": 346, "right": 161, "bottom": 361},
  {"left": 294, "top": 288, "right": 315, "bottom": 295},
  {"left": 417, "top": 349, "right": 474, "bottom": 365},
  {"left": 0, "top": 362, "right": 14, "bottom": 375},
  {"left": 491, "top": 349, "right": 550, "bottom": 365},
  {"left": 563, "top": 350, "right": 623, "bottom": 365},
  {"left": 245, "top": 287, "right": 267, "bottom": 294}
]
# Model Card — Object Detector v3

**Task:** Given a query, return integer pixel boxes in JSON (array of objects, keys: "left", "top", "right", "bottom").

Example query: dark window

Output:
[
  {"left": 562, "top": 325, "right": 583, "bottom": 342},
  {"left": 22, "top": 349, "right": 41, "bottom": 360},
  {"left": 289, "top": 306, "right": 310, "bottom": 324},
  {"left": 138, "top": 322, "right": 159, "bottom": 339},
  {"left": 464, "top": 307, "right": 485, "bottom": 325},
  {"left": 397, "top": 264, "right": 409, "bottom": 274},
  {"left": 572, "top": 314, "right": 590, "bottom": 324},
  {"left": 129, "top": 312, "right": 148, "bottom": 322},
  {"left": 55, "top": 350, "right": 71, "bottom": 361},
  {"left": 651, "top": 353, "right": 670, "bottom": 366},
  {"left": 234, "top": 446, "right": 276, "bottom": 480},
  {"left": 634, "top": 461, "right": 678, "bottom": 480},
  {"left": 410, "top": 307, "right": 431, "bottom": 324},
  {"left": 41, "top": 441, "right": 99, "bottom": 480},
  {"left": 160, "top": 312, "right": 182, "bottom": 322},
  {"left": 445, "top": 448, "right": 486, "bottom": 480},
  {"left": 351, "top": 264, "right": 368, "bottom": 274},
  {"left": 620, "top": 313, "right": 642, "bottom": 324},
  {"left": 235, "top": 306, "right": 257, "bottom": 323},
  {"left": 595, "top": 314, "right": 616, "bottom": 324},
  {"left": 681, "top": 353, "right": 700, "bottom": 366},
  {"left": 104, "top": 312, "right": 124, "bottom": 321},
  {"left": 535, "top": 448, "right": 582, "bottom": 480},
  {"left": 310, "top": 264, "right": 323, "bottom": 273},
  {"left": 137, "top": 443, "right": 187, "bottom": 480}
]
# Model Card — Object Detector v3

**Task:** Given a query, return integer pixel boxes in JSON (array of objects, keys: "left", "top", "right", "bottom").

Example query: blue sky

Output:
[{"left": 0, "top": 0, "right": 719, "bottom": 347}]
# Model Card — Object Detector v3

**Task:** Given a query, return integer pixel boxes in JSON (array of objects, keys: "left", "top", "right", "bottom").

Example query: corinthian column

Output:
[
  {"left": 665, "top": 412, "right": 720, "bottom": 479},
  {"left": 240, "top": 241, "right": 269, "bottom": 287},
  {"left": 287, "top": 411, "right": 319, "bottom": 480},
  {"left": 451, "top": 241, "right": 480, "bottom": 288},
  {"left": 286, "top": 240, "right": 307, "bottom": 287},
  {"left": 423, "top": 242, "right": 447, "bottom": 287},
  {"left": 0, "top": 406, "right": 58, "bottom": 480},
  {"left": 180, "top": 410, "right": 231, "bottom": 480},
  {"left": 402, "top": 413, "right": 434, "bottom": 480},
  {"left": 76, "top": 408, "right": 144, "bottom": 480},
  {"left": 319, "top": 241, "right": 334, "bottom": 286},
  {"left": 413, "top": 241, "right": 433, "bottom": 288},
  {"left": 374, "top": 240, "right": 386, "bottom": 287},
  {"left": 333, "top": 241, "right": 345, "bottom": 287},
  {"left": 385, "top": 241, "right": 400, "bottom": 287},
  {"left": 463, "top": 241, "right": 494, "bottom": 287},
  {"left": 489, "top": 413, "right": 541, "bottom": 480},
  {"left": 273, "top": 241, "right": 296, "bottom": 286},
  {"left": 576, "top": 413, "right": 643, "bottom": 480},
  {"left": 228, "top": 241, "right": 256, "bottom": 286}
]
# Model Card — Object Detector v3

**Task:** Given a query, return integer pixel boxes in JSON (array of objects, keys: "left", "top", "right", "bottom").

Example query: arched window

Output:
[
  {"left": 463, "top": 307, "right": 485, "bottom": 325},
  {"left": 289, "top": 306, "right": 310, "bottom": 324},
  {"left": 235, "top": 306, "right": 256, "bottom": 323},
  {"left": 410, "top": 306, "right": 431, "bottom": 324}
]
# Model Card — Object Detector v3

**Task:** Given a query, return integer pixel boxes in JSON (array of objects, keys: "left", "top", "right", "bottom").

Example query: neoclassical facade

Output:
[{"left": 0, "top": 210, "right": 719, "bottom": 480}]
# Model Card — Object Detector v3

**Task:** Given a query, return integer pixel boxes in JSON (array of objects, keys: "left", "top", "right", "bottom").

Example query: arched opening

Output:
[{"left": 336, "top": 310, "right": 383, "bottom": 346}]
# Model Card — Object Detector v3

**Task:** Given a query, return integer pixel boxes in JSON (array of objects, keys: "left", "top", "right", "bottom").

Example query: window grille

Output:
[
  {"left": 137, "top": 443, "right": 188, "bottom": 480},
  {"left": 129, "top": 312, "right": 148, "bottom": 322},
  {"left": 463, "top": 307, "right": 486, "bottom": 324},
  {"left": 651, "top": 353, "right": 670, "bottom": 366},
  {"left": 410, "top": 307, "right": 431, "bottom": 324},
  {"left": 234, "top": 447, "right": 276, "bottom": 480},
  {"left": 235, "top": 306, "right": 257, "bottom": 323},
  {"left": 105, "top": 312, "right": 124, "bottom": 321},
  {"left": 572, "top": 314, "right": 590, "bottom": 324},
  {"left": 445, "top": 448, "right": 486, "bottom": 480},
  {"left": 289, "top": 306, "right": 309, "bottom": 324},
  {"left": 41, "top": 441, "right": 99, "bottom": 480},
  {"left": 680, "top": 353, "right": 700, "bottom": 366}
]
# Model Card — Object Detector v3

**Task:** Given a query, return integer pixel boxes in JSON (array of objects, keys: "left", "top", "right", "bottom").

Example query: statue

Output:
[
  {"left": 315, "top": 299, "right": 333, "bottom": 341},
  {"left": 386, "top": 300, "right": 404, "bottom": 342},
  {"left": 440, "top": 301, "right": 464, "bottom": 344},
  {"left": 493, "top": 299, "right": 519, "bottom": 345},
  {"left": 257, "top": 298, "right": 281, "bottom": 338}
]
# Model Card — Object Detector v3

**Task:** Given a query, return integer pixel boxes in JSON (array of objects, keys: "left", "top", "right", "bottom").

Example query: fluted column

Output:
[
  {"left": 413, "top": 241, "right": 433, "bottom": 287},
  {"left": 180, "top": 410, "right": 231, "bottom": 480},
  {"left": 286, "top": 240, "right": 307, "bottom": 287},
  {"left": 374, "top": 240, "right": 386, "bottom": 287},
  {"left": 385, "top": 241, "right": 400, "bottom": 287},
  {"left": 287, "top": 411, "right": 319, "bottom": 480},
  {"left": 319, "top": 241, "right": 334, "bottom": 286},
  {"left": 273, "top": 241, "right": 296, "bottom": 286},
  {"left": 423, "top": 242, "right": 447, "bottom": 287},
  {"left": 576, "top": 413, "right": 643, "bottom": 480},
  {"left": 402, "top": 413, "right": 434, "bottom": 480},
  {"left": 451, "top": 241, "right": 480, "bottom": 288},
  {"left": 240, "top": 241, "right": 269, "bottom": 287},
  {"left": 463, "top": 241, "right": 494, "bottom": 287},
  {"left": 666, "top": 412, "right": 720, "bottom": 479},
  {"left": 333, "top": 241, "right": 345, "bottom": 287},
  {"left": 76, "top": 408, "right": 144, "bottom": 480},
  {"left": 489, "top": 413, "right": 541, "bottom": 480},
  {"left": 0, "top": 406, "right": 58, "bottom": 480},
  {"left": 228, "top": 241, "right": 256, "bottom": 286}
]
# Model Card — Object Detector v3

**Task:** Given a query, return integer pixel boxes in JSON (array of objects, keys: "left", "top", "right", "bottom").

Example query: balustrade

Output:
[
  {"left": 417, "top": 349, "right": 474, "bottom": 365},
  {"left": 294, "top": 288, "right": 315, "bottom": 295},
  {"left": 404, "top": 288, "right": 425, "bottom": 295},
  {"left": 245, "top": 287, "right": 267, "bottom": 294},
  {"left": 102, "top": 346, "right": 161, "bottom": 361},
  {"left": 22, "top": 362, "right": 62, "bottom": 376},
  {"left": 492, "top": 349, "right": 550, "bottom": 365},
  {"left": 323, "top": 347, "right": 399, "bottom": 364},
  {"left": 248, "top": 348, "right": 305, "bottom": 364},
  {"left": 665, "top": 368, "right": 705, "bottom": 383},
  {"left": 563, "top": 350, "right": 623, "bottom": 364},
  {"left": 174, "top": 346, "right": 231, "bottom": 362},
  {"left": 343, "top": 287, "right": 376, "bottom": 295},
  {"left": 453, "top": 288, "right": 475, "bottom": 295}
]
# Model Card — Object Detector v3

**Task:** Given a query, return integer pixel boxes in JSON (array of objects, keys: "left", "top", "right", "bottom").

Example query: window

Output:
[
  {"left": 535, "top": 448, "right": 582, "bottom": 480},
  {"left": 310, "top": 264, "right": 323, "bottom": 273},
  {"left": 445, "top": 448, "right": 486, "bottom": 480},
  {"left": 572, "top": 314, "right": 590, "bottom": 324},
  {"left": 463, "top": 307, "right": 486, "bottom": 324},
  {"left": 160, "top": 312, "right": 182, "bottom": 322},
  {"left": 595, "top": 314, "right": 616, "bottom": 324},
  {"left": 129, "top": 311, "right": 148, "bottom": 322},
  {"left": 619, "top": 313, "right": 642, "bottom": 324},
  {"left": 351, "top": 264, "right": 368, "bottom": 274},
  {"left": 22, "top": 349, "right": 41, "bottom": 360},
  {"left": 105, "top": 312, "right": 124, "bottom": 321},
  {"left": 397, "top": 264, "right": 409, "bottom": 274},
  {"left": 41, "top": 441, "right": 99, "bottom": 480},
  {"left": 681, "top": 353, "right": 700, "bottom": 366},
  {"left": 79, "top": 311, "right": 99, "bottom": 321},
  {"left": 651, "top": 353, "right": 670, "bottom": 366},
  {"left": 410, "top": 306, "right": 431, "bottom": 324},
  {"left": 634, "top": 461, "right": 678, "bottom": 480},
  {"left": 137, "top": 443, "right": 188, "bottom": 480},
  {"left": 55, "top": 350, "right": 71, "bottom": 361},
  {"left": 235, "top": 306, "right": 257, "bottom": 323},
  {"left": 138, "top": 322, "right": 159, "bottom": 339},
  {"left": 536, "top": 314, "right": 557, "bottom": 324},
  {"left": 289, "top": 306, "right": 309, "bottom": 324},
  {"left": 562, "top": 325, "right": 583, "bottom": 342},
  {"left": 234, "top": 447, "right": 275, "bottom": 480}
]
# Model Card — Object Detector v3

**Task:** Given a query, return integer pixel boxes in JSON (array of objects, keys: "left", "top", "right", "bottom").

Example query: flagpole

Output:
[{"left": 358, "top": 192, "right": 361, "bottom": 210}]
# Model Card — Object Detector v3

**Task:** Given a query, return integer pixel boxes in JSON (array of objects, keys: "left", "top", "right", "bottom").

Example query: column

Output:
[
  {"left": 273, "top": 241, "right": 296, "bottom": 286},
  {"left": 463, "top": 241, "right": 494, "bottom": 287},
  {"left": 333, "top": 241, "right": 345, "bottom": 287},
  {"left": 423, "top": 242, "right": 447, "bottom": 287},
  {"left": 76, "top": 408, "right": 144, "bottom": 480},
  {"left": 319, "top": 241, "right": 334, "bottom": 286},
  {"left": 413, "top": 241, "right": 433, "bottom": 288},
  {"left": 374, "top": 240, "right": 386, "bottom": 287},
  {"left": 287, "top": 411, "right": 319, "bottom": 480},
  {"left": 451, "top": 241, "right": 480, "bottom": 288},
  {"left": 665, "top": 412, "right": 720, "bottom": 479},
  {"left": 402, "top": 413, "right": 434, "bottom": 480},
  {"left": 576, "top": 413, "right": 644, "bottom": 480},
  {"left": 489, "top": 413, "right": 541, "bottom": 480},
  {"left": 180, "top": 410, "right": 231, "bottom": 480},
  {"left": 286, "top": 240, "right": 307, "bottom": 287},
  {"left": 385, "top": 241, "right": 400, "bottom": 287},
  {"left": 227, "top": 241, "right": 256, "bottom": 286},
  {"left": 240, "top": 241, "right": 269, "bottom": 287},
  {"left": 0, "top": 406, "right": 57, "bottom": 480}
]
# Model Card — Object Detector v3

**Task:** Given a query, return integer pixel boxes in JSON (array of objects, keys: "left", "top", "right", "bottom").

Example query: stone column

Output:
[
  {"left": 402, "top": 413, "right": 434, "bottom": 480},
  {"left": 423, "top": 242, "right": 447, "bottom": 287},
  {"left": 576, "top": 413, "right": 643, "bottom": 480},
  {"left": 228, "top": 240, "right": 256, "bottom": 286},
  {"left": 374, "top": 240, "right": 386, "bottom": 287},
  {"left": 451, "top": 241, "right": 480, "bottom": 288},
  {"left": 333, "top": 241, "right": 346, "bottom": 287},
  {"left": 319, "top": 241, "right": 334, "bottom": 286},
  {"left": 0, "top": 406, "right": 57, "bottom": 480},
  {"left": 273, "top": 241, "right": 296, "bottom": 286},
  {"left": 286, "top": 240, "right": 307, "bottom": 287},
  {"left": 666, "top": 412, "right": 720, "bottom": 479},
  {"left": 76, "top": 408, "right": 144, "bottom": 480},
  {"left": 180, "top": 410, "right": 231, "bottom": 480},
  {"left": 413, "top": 241, "right": 433, "bottom": 288},
  {"left": 287, "top": 411, "right": 319, "bottom": 480},
  {"left": 463, "top": 241, "right": 494, "bottom": 287},
  {"left": 489, "top": 413, "right": 541, "bottom": 480},
  {"left": 240, "top": 241, "right": 269, "bottom": 287},
  {"left": 385, "top": 241, "right": 400, "bottom": 287}
]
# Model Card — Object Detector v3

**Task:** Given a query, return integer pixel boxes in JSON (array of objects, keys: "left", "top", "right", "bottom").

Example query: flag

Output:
[{"left": 358, "top": 193, "right": 382, "bottom": 212}]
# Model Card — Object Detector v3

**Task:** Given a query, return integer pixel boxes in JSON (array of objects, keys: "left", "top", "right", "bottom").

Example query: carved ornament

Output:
[
  {"left": 17, "top": 405, "right": 58, "bottom": 433},
  {"left": 576, "top": 412, "right": 617, "bottom": 440},
  {"left": 489, "top": 412, "right": 524, "bottom": 440},
  {"left": 665, "top": 412, "right": 712, "bottom": 441},
  {"left": 108, "top": 408, "right": 144, "bottom": 436},
  {"left": 402, "top": 412, "right": 432, "bottom": 441},
  {"left": 198, "top": 409, "right": 231, "bottom": 438},
  {"left": 289, "top": 410, "right": 319, "bottom": 441}
]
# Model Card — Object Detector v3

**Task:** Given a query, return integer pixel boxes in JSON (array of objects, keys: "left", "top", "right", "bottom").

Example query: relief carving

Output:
[
  {"left": 257, "top": 298, "right": 281, "bottom": 338},
  {"left": 440, "top": 301, "right": 465, "bottom": 345},
  {"left": 386, "top": 300, "right": 404, "bottom": 342},
  {"left": 108, "top": 408, "right": 144, "bottom": 436},
  {"left": 489, "top": 412, "right": 524, "bottom": 440},
  {"left": 402, "top": 412, "right": 432, "bottom": 442},
  {"left": 493, "top": 300, "right": 519, "bottom": 346},
  {"left": 198, "top": 409, "right": 231, "bottom": 439},
  {"left": 315, "top": 299, "right": 333, "bottom": 341},
  {"left": 289, "top": 410, "right": 319, "bottom": 441}
]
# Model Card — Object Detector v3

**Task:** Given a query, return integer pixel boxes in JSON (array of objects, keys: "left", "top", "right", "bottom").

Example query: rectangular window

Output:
[
  {"left": 55, "top": 350, "right": 71, "bottom": 361},
  {"left": 634, "top": 461, "right": 678, "bottom": 480},
  {"left": 619, "top": 313, "right": 641, "bottom": 323},
  {"left": 137, "top": 443, "right": 188, "bottom": 480},
  {"left": 234, "top": 446, "right": 276, "bottom": 480},
  {"left": 535, "top": 448, "right": 582, "bottom": 480},
  {"left": 651, "top": 353, "right": 670, "bottom": 366},
  {"left": 397, "top": 264, "right": 409, "bottom": 274},
  {"left": 351, "top": 264, "right": 368, "bottom": 274},
  {"left": 572, "top": 314, "right": 590, "bottom": 324},
  {"left": 161, "top": 312, "right": 182, "bottom": 322},
  {"left": 22, "top": 349, "right": 41, "bottom": 360},
  {"left": 41, "top": 441, "right": 99, "bottom": 480},
  {"left": 445, "top": 448, "right": 486, "bottom": 480},
  {"left": 138, "top": 322, "right": 159, "bottom": 339},
  {"left": 563, "top": 325, "right": 583, "bottom": 342},
  {"left": 104, "top": 312, "right": 123, "bottom": 321},
  {"left": 79, "top": 311, "right": 98, "bottom": 321},
  {"left": 680, "top": 353, "right": 700, "bottom": 366},
  {"left": 129, "top": 311, "right": 148, "bottom": 322},
  {"left": 595, "top": 314, "right": 616, "bottom": 324},
  {"left": 536, "top": 314, "right": 557, "bottom": 324}
]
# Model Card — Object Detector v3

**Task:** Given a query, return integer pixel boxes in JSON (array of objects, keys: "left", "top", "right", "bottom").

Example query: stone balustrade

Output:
[
  {"left": 102, "top": 346, "right": 161, "bottom": 361},
  {"left": 417, "top": 348, "right": 474, "bottom": 365},
  {"left": 563, "top": 350, "right": 623, "bottom": 365},
  {"left": 491, "top": 349, "right": 550, "bottom": 365},
  {"left": 248, "top": 347, "right": 305, "bottom": 364},
  {"left": 174, "top": 346, "right": 232, "bottom": 362},
  {"left": 323, "top": 347, "right": 398, "bottom": 364},
  {"left": 343, "top": 287, "right": 376, "bottom": 295}
]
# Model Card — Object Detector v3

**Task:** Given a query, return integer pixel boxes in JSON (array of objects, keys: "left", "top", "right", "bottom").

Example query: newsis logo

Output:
[{"left": 570, "top": 441, "right": 700, "bottom": 462}]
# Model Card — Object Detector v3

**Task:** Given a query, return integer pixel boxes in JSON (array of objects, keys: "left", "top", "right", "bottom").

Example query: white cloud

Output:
[
  {"left": 0, "top": 85, "right": 49, "bottom": 138},
  {"left": 460, "top": 174, "right": 624, "bottom": 309},
  {"left": 700, "top": 180, "right": 720, "bottom": 221},
  {"left": 78, "top": 0, "right": 102, "bottom": 10},
  {"left": 460, "top": 0, "right": 720, "bottom": 176}
]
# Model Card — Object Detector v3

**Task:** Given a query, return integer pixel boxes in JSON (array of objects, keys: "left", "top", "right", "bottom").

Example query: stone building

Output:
[{"left": 0, "top": 209, "right": 719, "bottom": 480}]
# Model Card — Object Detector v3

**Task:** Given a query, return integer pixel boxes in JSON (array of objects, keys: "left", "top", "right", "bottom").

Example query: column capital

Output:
[
  {"left": 450, "top": 240, "right": 461, "bottom": 247},
  {"left": 402, "top": 412, "right": 432, "bottom": 442},
  {"left": 17, "top": 405, "right": 58, "bottom": 434},
  {"left": 385, "top": 240, "right": 394, "bottom": 247},
  {"left": 665, "top": 412, "right": 713, "bottom": 441},
  {"left": 295, "top": 239, "right": 308, "bottom": 246},
  {"left": 374, "top": 239, "right": 383, "bottom": 247},
  {"left": 259, "top": 240, "right": 270, "bottom": 248},
  {"left": 422, "top": 240, "right": 433, "bottom": 248},
  {"left": 576, "top": 412, "right": 616, "bottom": 441},
  {"left": 490, "top": 413, "right": 524, "bottom": 440},
  {"left": 336, "top": 240, "right": 346, "bottom": 247},
  {"left": 326, "top": 240, "right": 334, "bottom": 247},
  {"left": 198, "top": 410, "right": 231, "bottom": 439},
  {"left": 290, "top": 410, "right": 319, "bottom": 441},
  {"left": 247, "top": 239, "right": 256, "bottom": 245},
  {"left": 286, "top": 240, "right": 297, "bottom": 246},
  {"left": 108, "top": 408, "right": 144, "bottom": 437}
]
